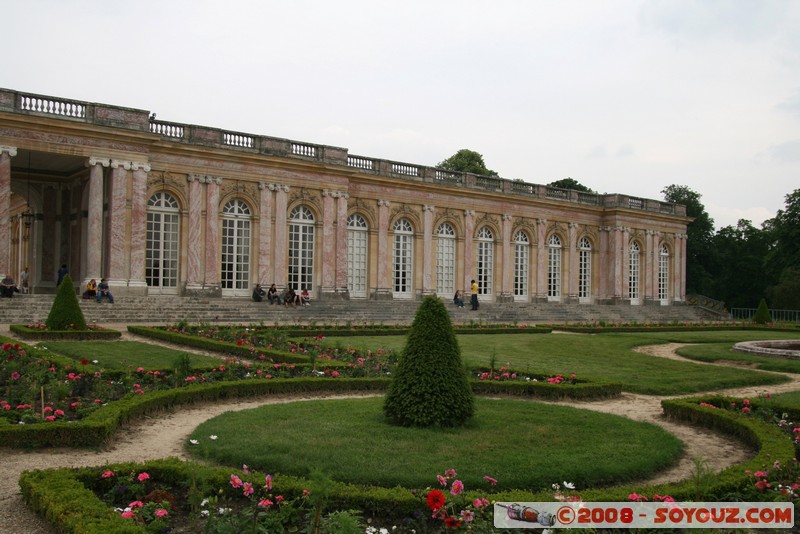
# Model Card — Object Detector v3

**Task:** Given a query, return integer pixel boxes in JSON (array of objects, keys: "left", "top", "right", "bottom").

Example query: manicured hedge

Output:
[
  {"left": 9, "top": 324, "right": 122, "bottom": 340},
  {"left": 555, "top": 324, "right": 800, "bottom": 334},
  {"left": 20, "top": 398, "right": 798, "bottom": 532}
]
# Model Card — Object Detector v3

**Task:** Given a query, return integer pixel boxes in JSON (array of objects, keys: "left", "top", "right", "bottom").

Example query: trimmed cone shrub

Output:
[
  {"left": 752, "top": 297, "right": 772, "bottom": 324},
  {"left": 383, "top": 295, "right": 474, "bottom": 427},
  {"left": 45, "top": 274, "right": 88, "bottom": 330}
]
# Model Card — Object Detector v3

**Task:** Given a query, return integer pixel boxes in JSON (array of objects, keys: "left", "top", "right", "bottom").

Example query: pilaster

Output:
[
  {"left": 374, "top": 199, "right": 391, "bottom": 300},
  {"left": 320, "top": 190, "right": 337, "bottom": 296},
  {"left": 84, "top": 157, "right": 109, "bottom": 285},
  {"left": 0, "top": 146, "right": 17, "bottom": 277},
  {"left": 203, "top": 176, "right": 222, "bottom": 289},
  {"left": 463, "top": 209, "right": 475, "bottom": 293},
  {"left": 184, "top": 174, "right": 204, "bottom": 292},
  {"left": 335, "top": 192, "right": 349, "bottom": 297},
  {"left": 106, "top": 159, "right": 131, "bottom": 286},
  {"left": 566, "top": 222, "right": 579, "bottom": 303},
  {"left": 128, "top": 161, "right": 150, "bottom": 293},
  {"left": 271, "top": 184, "right": 289, "bottom": 288},
  {"left": 422, "top": 205, "right": 435, "bottom": 295},
  {"left": 258, "top": 181, "right": 272, "bottom": 285},
  {"left": 534, "top": 218, "right": 547, "bottom": 302},
  {"left": 497, "top": 214, "right": 514, "bottom": 302}
]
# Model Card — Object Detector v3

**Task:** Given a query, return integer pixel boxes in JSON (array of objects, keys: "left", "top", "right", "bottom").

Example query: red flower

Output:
[
  {"left": 426, "top": 489, "right": 446, "bottom": 511},
  {"left": 81, "top": 359, "right": 88, "bottom": 365},
  {"left": 444, "top": 516, "right": 463, "bottom": 528}
]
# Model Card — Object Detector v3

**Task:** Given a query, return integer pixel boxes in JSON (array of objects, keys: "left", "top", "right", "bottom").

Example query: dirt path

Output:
[{"left": 1, "top": 335, "right": 799, "bottom": 533}]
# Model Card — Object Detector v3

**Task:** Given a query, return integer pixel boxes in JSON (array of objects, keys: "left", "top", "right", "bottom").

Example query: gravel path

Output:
[{"left": 1, "top": 333, "right": 798, "bottom": 533}]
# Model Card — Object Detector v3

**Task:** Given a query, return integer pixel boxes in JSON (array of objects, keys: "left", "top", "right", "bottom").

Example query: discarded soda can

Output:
[{"left": 500, "top": 503, "right": 556, "bottom": 526}]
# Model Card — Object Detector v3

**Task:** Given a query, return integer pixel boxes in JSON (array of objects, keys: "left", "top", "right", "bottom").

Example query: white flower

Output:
[
  {"left": 92, "top": 360, "right": 99, "bottom": 364},
  {"left": 200, "top": 510, "right": 209, "bottom": 517},
  {"left": 552, "top": 483, "right": 560, "bottom": 491},
  {"left": 209, "top": 435, "right": 218, "bottom": 440},
  {"left": 189, "top": 439, "right": 199, "bottom": 445},
  {"left": 201, "top": 499, "right": 209, "bottom": 507},
  {"left": 563, "top": 481, "right": 575, "bottom": 490}
]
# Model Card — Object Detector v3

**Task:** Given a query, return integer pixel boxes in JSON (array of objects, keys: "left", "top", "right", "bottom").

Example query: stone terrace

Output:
[{"left": 0, "top": 295, "right": 723, "bottom": 326}]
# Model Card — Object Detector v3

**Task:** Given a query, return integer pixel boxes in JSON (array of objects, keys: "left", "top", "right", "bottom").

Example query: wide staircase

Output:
[{"left": 0, "top": 294, "right": 725, "bottom": 326}]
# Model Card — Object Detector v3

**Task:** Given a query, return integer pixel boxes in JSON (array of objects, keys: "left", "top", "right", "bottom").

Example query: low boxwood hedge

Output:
[
  {"left": 10, "top": 324, "right": 121, "bottom": 340},
  {"left": 20, "top": 397, "right": 798, "bottom": 532}
]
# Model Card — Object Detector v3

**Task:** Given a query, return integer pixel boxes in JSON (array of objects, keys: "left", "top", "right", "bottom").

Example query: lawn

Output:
[
  {"left": 324, "top": 331, "right": 798, "bottom": 395},
  {"left": 675, "top": 343, "right": 800, "bottom": 374},
  {"left": 42, "top": 341, "right": 224, "bottom": 370},
  {"left": 188, "top": 397, "right": 683, "bottom": 491}
]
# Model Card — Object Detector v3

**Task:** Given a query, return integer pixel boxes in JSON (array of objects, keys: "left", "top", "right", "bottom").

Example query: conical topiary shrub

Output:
[
  {"left": 45, "top": 274, "right": 88, "bottom": 330},
  {"left": 752, "top": 298, "right": 772, "bottom": 324},
  {"left": 383, "top": 295, "right": 474, "bottom": 427}
]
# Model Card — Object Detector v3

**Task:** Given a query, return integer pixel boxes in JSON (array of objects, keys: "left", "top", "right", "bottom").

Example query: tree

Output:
[
  {"left": 767, "top": 268, "right": 800, "bottom": 310},
  {"left": 45, "top": 274, "right": 88, "bottom": 330},
  {"left": 437, "top": 149, "right": 498, "bottom": 177},
  {"left": 764, "top": 189, "right": 800, "bottom": 309},
  {"left": 547, "top": 178, "right": 595, "bottom": 193},
  {"left": 383, "top": 296, "right": 474, "bottom": 427},
  {"left": 710, "top": 220, "right": 771, "bottom": 308},
  {"left": 661, "top": 185, "right": 716, "bottom": 296},
  {"left": 752, "top": 298, "right": 772, "bottom": 324}
]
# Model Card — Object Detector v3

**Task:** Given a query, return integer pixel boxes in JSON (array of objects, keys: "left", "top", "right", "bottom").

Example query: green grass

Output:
[
  {"left": 327, "top": 332, "right": 793, "bottom": 395},
  {"left": 42, "top": 341, "right": 223, "bottom": 370},
  {"left": 675, "top": 343, "right": 800, "bottom": 374},
  {"left": 189, "top": 397, "right": 683, "bottom": 491}
]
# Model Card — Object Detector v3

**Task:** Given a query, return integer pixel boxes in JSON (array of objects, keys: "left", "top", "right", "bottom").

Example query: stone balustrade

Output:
[{"left": 0, "top": 87, "right": 686, "bottom": 217}]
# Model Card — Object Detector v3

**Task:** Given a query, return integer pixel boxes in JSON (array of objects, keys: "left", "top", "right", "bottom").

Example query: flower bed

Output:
[{"left": 10, "top": 323, "right": 121, "bottom": 340}]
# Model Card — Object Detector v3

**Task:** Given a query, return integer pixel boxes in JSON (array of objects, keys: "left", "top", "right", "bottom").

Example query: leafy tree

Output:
[
  {"left": 763, "top": 189, "right": 800, "bottom": 309},
  {"left": 437, "top": 149, "right": 498, "bottom": 177},
  {"left": 383, "top": 296, "right": 474, "bottom": 427},
  {"left": 547, "top": 177, "right": 595, "bottom": 193},
  {"left": 767, "top": 268, "right": 800, "bottom": 310},
  {"left": 710, "top": 220, "right": 771, "bottom": 308},
  {"left": 45, "top": 274, "right": 88, "bottom": 330},
  {"left": 661, "top": 185, "right": 716, "bottom": 296}
]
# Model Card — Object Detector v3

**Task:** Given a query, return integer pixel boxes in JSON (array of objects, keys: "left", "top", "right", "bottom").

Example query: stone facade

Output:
[{"left": 0, "top": 88, "right": 689, "bottom": 304}]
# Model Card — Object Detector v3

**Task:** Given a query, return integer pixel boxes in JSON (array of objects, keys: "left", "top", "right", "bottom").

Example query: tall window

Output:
[
  {"left": 477, "top": 227, "right": 494, "bottom": 297},
  {"left": 547, "top": 234, "right": 562, "bottom": 301},
  {"left": 146, "top": 192, "right": 180, "bottom": 293},
  {"left": 436, "top": 223, "right": 456, "bottom": 297},
  {"left": 513, "top": 231, "right": 529, "bottom": 300},
  {"left": 393, "top": 218, "right": 413, "bottom": 298},
  {"left": 347, "top": 214, "right": 368, "bottom": 298},
  {"left": 659, "top": 244, "right": 670, "bottom": 304},
  {"left": 629, "top": 241, "right": 641, "bottom": 304},
  {"left": 221, "top": 199, "right": 251, "bottom": 295},
  {"left": 289, "top": 206, "right": 315, "bottom": 293},
  {"left": 578, "top": 237, "right": 592, "bottom": 303}
]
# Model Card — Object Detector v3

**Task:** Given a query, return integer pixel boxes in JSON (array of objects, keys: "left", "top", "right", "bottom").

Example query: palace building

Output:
[{"left": 0, "top": 88, "right": 688, "bottom": 305}]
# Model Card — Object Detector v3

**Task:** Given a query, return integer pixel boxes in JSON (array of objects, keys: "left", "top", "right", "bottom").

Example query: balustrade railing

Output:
[
  {"left": 511, "top": 181, "right": 534, "bottom": 195},
  {"left": 347, "top": 155, "right": 374, "bottom": 170},
  {"left": 434, "top": 170, "right": 463, "bottom": 184},
  {"left": 223, "top": 132, "right": 255, "bottom": 148},
  {"left": 545, "top": 187, "right": 569, "bottom": 200},
  {"left": 729, "top": 308, "right": 800, "bottom": 323},
  {"left": 628, "top": 197, "right": 645, "bottom": 209},
  {"left": 149, "top": 120, "right": 184, "bottom": 138},
  {"left": 18, "top": 94, "right": 86, "bottom": 118},
  {"left": 476, "top": 176, "right": 502, "bottom": 190},
  {"left": 291, "top": 143, "right": 316, "bottom": 157},
  {"left": 391, "top": 163, "right": 419, "bottom": 177},
  {"left": 577, "top": 192, "right": 599, "bottom": 205}
]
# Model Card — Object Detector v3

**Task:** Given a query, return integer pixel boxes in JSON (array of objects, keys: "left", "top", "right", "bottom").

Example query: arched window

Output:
[
  {"left": 629, "top": 241, "right": 641, "bottom": 304},
  {"left": 289, "top": 206, "right": 315, "bottom": 294},
  {"left": 347, "top": 214, "right": 368, "bottom": 298},
  {"left": 146, "top": 192, "right": 180, "bottom": 293},
  {"left": 659, "top": 244, "right": 670, "bottom": 304},
  {"left": 393, "top": 218, "right": 413, "bottom": 298},
  {"left": 477, "top": 226, "right": 494, "bottom": 297},
  {"left": 547, "top": 234, "right": 562, "bottom": 301},
  {"left": 221, "top": 199, "right": 251, "bottom": 295},
  {"left": 513, "top": 231, "right": 529, "bottom": 300},
  {"left": 436, "top": 223, "right": 456, "bottom": 297},
  {"left": 578, "top": 237, "right": 592, "bottom": 303}
]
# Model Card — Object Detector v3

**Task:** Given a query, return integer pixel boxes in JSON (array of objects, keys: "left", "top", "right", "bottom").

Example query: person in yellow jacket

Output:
[{"left": 470, "top": 279, "right": 479, "bottom": 310}]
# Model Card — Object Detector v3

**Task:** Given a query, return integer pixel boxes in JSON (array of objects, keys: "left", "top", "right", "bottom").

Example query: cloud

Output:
[
  {"left": 777, "top": 90, "right": 800, "bottom": 116},
  {"left": 769, "top": 141, "right": 800, "bottom": 162},
  {"left": 707, "top": 203, "right": 775, "bottom": 230}
]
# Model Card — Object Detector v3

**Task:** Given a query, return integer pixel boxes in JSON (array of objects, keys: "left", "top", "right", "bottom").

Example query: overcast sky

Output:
[{"left": 2, "top": 0, "right": 798, "bottom": 229}]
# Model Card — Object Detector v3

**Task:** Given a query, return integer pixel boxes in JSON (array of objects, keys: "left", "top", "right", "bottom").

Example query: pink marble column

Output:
[
  {"left": 463, "top": 209, "right": 475, "bottom": 292},
  {"left": 501, "top": 214, "right": 512, "bottom": 299},
  {"left": 85, "top": 157, "right": 109, "bottom": 282},
  {"left": 204, "top": 176, "right": 222, "bottom": 288},
  {"left": 422, "top": 205, "right": 434, "bottom": 295},
  {"left": 128, "top": 162, "right": 150, "bottom": 293},
  {"left": 107, "top": 160, "right": 131, "bottom": 285},
  {"left": 676, "top": 233, "right": 686, "bottom": 301},
  {"left": 271, "top": 184, "right": 289, "bottom": 288},
  {"left": 611, "top": 226, "right": 624, "bottom": 300},
  {"left": 185, "top": 175, "right": 204, "bottom": 290},
  {"left": 376, "top": 200, "right": 390, "bottom": 298},
  {"left": 335, "top": 192, "right": 349, "bottom": 294},
  {"left": 536, "top": 218, "right": 547, "bottom": 301},
  {"left": 320, "top": 190, "right": 337, "bottom": 295},
  {"left": 567, "top": 222, "right": 578, "bottom": 301},
  {"left": 643, "top": 229, "right": 654, "bottom": 301},
  {"left": 258, "top": 181, "right": 272, "bottom": 284},
  {"left": 621, "top": 227, "right": 631, "bottom": 299},
  {"left": 597, "top": 226, "right": 610, "bottom": 301},
  {"left": 0, "top": 146, "right": 16, "bottom": 277}
]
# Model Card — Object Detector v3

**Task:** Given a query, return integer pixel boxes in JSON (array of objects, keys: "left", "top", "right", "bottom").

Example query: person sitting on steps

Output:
[
  {"left": 1, "top": 274, "right": 19, "bottom": 298},
  {"left": 84, "top": 278, "right": 97, "bottom": 300},
  {"left": 283, "top": 286, "right": 300, "bottom": 307},
  {"left": 300, "top": 287, "right": 311, "bottom": 306},
  {"left": 267, "top": 283, "right": 280, "bottom": 305},
  {"left": 252, "top": 283, "right": 266, "bottom": 302},
  {"left": 96, "top": 278, "right": 114, "bottom": 303}
]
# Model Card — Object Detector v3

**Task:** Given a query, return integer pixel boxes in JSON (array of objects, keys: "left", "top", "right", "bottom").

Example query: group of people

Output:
[
  {"left": 252, "top": 284, "right": 310, "bottom": 307},
  {"left": 453, "top": 279, "right": 480, "bottom": 310},
  {"left": 83, "top": 278, "right": 114, "bottom": 303}
]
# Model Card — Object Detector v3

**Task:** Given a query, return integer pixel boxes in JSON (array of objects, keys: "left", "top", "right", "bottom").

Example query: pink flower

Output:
[
  {"left": 483, "top": 475, "right": 498, "bottom": 485},
  {"left": 242, "top": 464, "right": 250, "bottom": 475},
  {"left": 54, "top": 409, "right": 64, "bottom": 416},
  {"left": 444, "top": 468, "right": 457, "bottom": 478},
  {"left": 154, "top": 509, "right": 168, "bottom": 518},
  {"left": 129, "top": 500, "right": 144, "bottom": 508},
  {"left": 265, "top": 474, "right": 272, "bottom": 490},
  {"left": 10, "top": 372, "right": 20, "bottom": 380},
  {"left": 243, "top": 482, "right": 254, "bottom": 496},
  {"left": 121, "top": 510, "right": 135, "bottom": 519},
  {"left": 230, "top": 474, "right": 243, "bottom": 488},
  {"left": 45, "top": 415, "right": 55, "bottom": 421},
  {"left": 101, "top": 470, "right": 115, "bottom": 479},
  {"left": 461, "top": 509, "right": 475, "bottom": 523},
  {"left": 450, "top": 480, "right": 464, "bottom": 495},
  {"left": 258, "top": 499, "right": 273, "bottom": 507},
  {"left": 137, "top": 472, "right": 150, "bottom": 482},
  {"left": 437, "top": 474, "right": 447, "bottom": 486}
]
